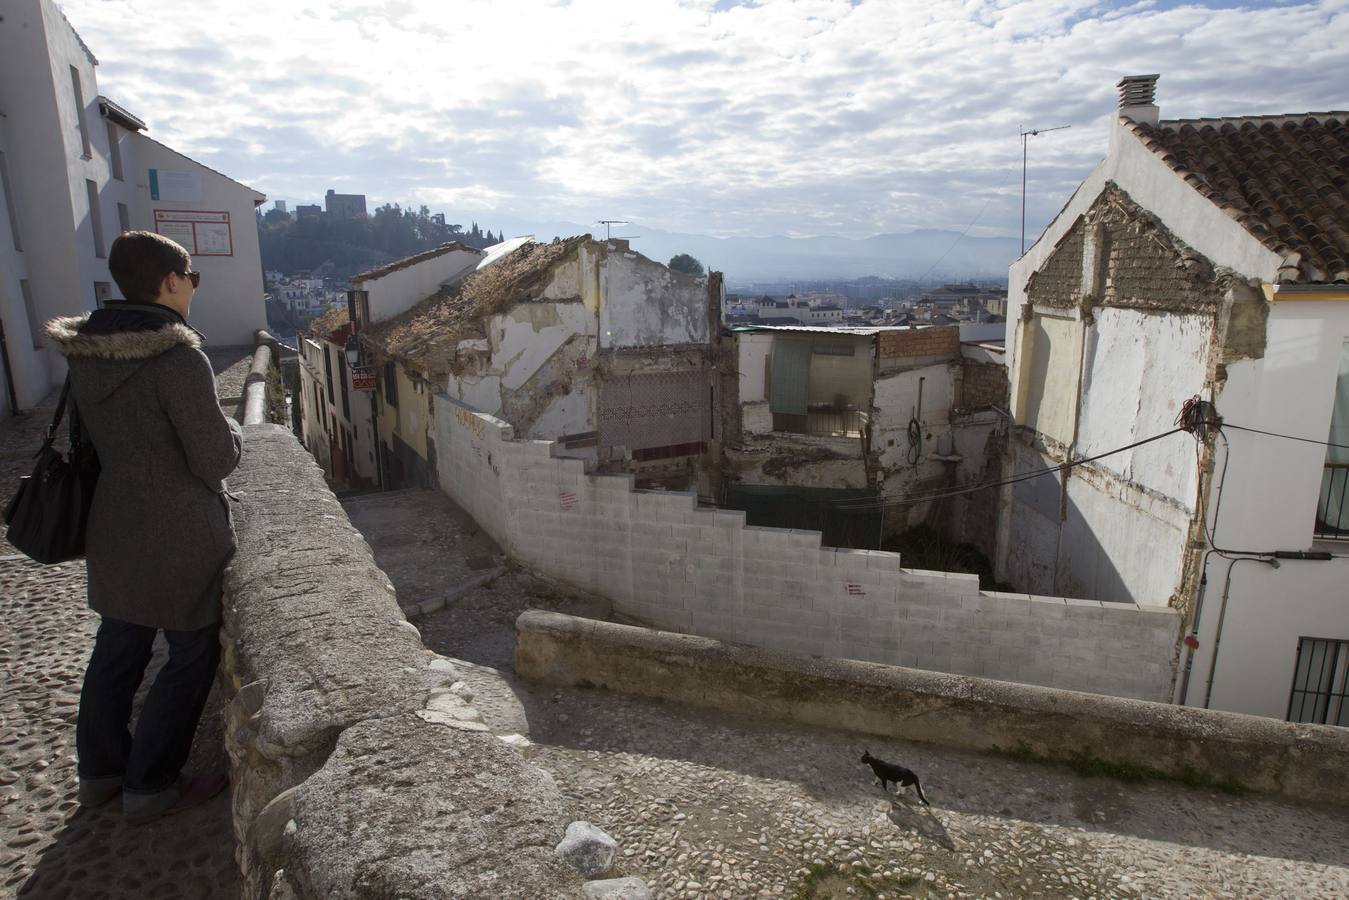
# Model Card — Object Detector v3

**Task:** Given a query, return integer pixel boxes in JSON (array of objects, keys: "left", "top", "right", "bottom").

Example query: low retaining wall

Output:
[
  {"left": 221, "top": 424, "right": 584, "bottom": 898},
  {"left": 516, "top": 610, "right": 1349, "bottom": 808},
  {"left": 434, "top": 394, "right": 1180, "bottom": 701}
]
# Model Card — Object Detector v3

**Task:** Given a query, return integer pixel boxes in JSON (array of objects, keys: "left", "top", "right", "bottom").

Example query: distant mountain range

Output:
[{"left": 479, "top": 215, "right": 1020, "bottom": 283}]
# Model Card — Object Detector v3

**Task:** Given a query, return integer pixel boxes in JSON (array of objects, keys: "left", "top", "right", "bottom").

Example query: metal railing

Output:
[
  {"left": 773, "top": 408, "right": 869, "bottom": 438},
  {"left": 1316, "top": 463, "right": 1349, "bottom": 540}
]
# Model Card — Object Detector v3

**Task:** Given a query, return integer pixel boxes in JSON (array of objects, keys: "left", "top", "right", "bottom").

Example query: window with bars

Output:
[
  {"left": 1287, "top": 637, "right": 1348, "bottom": 726},
  {"left": 1316, "top": 341, "right": 1349, "bottom": 540}
]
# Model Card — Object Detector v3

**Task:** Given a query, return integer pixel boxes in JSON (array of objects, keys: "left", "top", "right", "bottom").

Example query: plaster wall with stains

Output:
[
  {"left": 1000, "top": 185, "right": 1234, "bottom": 605},
  {"left": 592, "top": 243, "right": 708, "bottom": 349},
  {"left": 440, "top": 241, "right": 715, "bottom": 463},
  {"left": 729, "top": 330, "right": 1005, "bottom": 547}
]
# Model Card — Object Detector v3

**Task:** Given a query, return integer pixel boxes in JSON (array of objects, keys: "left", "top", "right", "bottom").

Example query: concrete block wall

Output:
[{"left": 434, "top": 395, "right": 1181, "bottom": 701}]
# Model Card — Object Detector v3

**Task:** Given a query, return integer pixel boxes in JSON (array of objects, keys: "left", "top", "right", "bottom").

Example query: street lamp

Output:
[{"left": 344, "top": 333, "right": 363, "bottom": 370}]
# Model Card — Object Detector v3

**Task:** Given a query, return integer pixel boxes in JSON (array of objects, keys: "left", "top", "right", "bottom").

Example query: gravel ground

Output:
[
  {"left": 359, "top": 491, "right": 1349, "bottom": 900},
  {"left": 1, "top": 392, "right": 237, "bottom": 900}
]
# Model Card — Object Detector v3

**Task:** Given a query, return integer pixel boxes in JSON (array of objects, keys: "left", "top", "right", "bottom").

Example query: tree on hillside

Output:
[
  {"left": 668, "top": 253, "right": 705, "bottom": 276},
  {"left": 256, "top": 204, "right": 504, "bottom": 279}
]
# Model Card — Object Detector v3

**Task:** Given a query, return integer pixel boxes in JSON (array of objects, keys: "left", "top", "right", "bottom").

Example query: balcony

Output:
[{"left": 1316, "top": 463, "right": 1349, "bottom": 540}]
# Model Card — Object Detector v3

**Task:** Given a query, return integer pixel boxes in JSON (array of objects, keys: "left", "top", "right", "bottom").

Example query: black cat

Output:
[{"left": 860, "top": 750, "right": 930, "bottom": 806}]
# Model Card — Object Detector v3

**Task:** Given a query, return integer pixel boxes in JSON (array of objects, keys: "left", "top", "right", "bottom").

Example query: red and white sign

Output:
[
  {"left": 845, "top": 582, "right": 866, "bottom": 596},
  {"left": 153, "top": 209, "right": 233, "bottom": 256},
  {"left": 351, "top": 366, "right": 376, "bottom": 391},
  {"left": 559, "top": 491, "right": 578, "bottom": 511}
]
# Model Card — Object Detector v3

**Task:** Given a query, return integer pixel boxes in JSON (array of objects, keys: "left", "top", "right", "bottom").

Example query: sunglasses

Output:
[{"left": 180, "top": 269, "right": 201, "bottom": 288}]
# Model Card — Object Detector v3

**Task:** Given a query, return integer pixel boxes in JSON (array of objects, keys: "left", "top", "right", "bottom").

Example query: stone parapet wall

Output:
[
  {"left": 516, "top": 610, "right": 1349, "bottom": 808},
  {"left": 433, "top": 395, "right": 1181, "bottom": 702},
  {"left": 221, "top": 424, "right": 583, "bottom": 898}
]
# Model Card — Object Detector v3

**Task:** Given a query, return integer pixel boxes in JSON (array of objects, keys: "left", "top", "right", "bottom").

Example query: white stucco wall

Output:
[
  {"left": 1178, "top": 299, "right": 1349, "bottom": 719},
  {"left": 360, "top": 247, "right": 482, "bottom": 324},
  {"left": 0, "top": 0, "right": 109, "bottom": 402},
  {"left": 1006, "top": 116, "right": 1282, "bottom": 408},
  {"left": 491, "top": 302, "right": 593, "bottom": 391},
  {"left": 123, "top": 134, "right": 266, "bottom": 346},
  {"left": 1076, "top": 308, "right": 1208, "bottom": 504},
  {"left": 597, "top": 247, "right": 707, "bottom": 349}
]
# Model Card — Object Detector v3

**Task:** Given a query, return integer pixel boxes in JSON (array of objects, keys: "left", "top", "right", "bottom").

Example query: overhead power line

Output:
[
  {"left": 1222, "top": 422, "right": 1349, "bottom": 452},
  {"left": 827, "top": 426, "right": 1185, "bottom": 511}
]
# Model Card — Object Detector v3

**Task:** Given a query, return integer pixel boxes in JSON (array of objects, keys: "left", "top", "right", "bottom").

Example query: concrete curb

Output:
[
  {"left": 515, "top": 609, "right": 1349, "bottom": 808},
  {"left": 404, "top": 566, "right": 507, "bottom": 618}
]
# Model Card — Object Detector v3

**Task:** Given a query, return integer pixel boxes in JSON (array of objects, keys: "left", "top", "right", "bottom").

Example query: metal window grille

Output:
[
  {"left": 1287, "top": 637, "right": 1349, "bottom": 726},
  {"left": 1318, "top": 464, "right": 1349, "bottom": 540}
]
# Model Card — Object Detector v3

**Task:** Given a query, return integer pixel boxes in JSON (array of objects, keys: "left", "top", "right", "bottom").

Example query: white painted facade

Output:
[
  {"left": 295, "top": 330, "right": 380, "bottom": 489},
  {"left": 121, "top": 133, "right": 267, "bottom": 346},
  {"left": 354, "top": 246, "right": 483, "bottom": 324},
  {"left": 0, "top": 0, "right": 267, "bottom": 415},
  {"left": 443, "top": 239, "right": 711, "bottom": 451},
  {"left": 1000, "top": 99, "right": 1349, "bottom": 720}
]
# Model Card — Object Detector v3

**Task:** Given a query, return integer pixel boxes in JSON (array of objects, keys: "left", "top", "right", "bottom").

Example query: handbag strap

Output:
[{"left": 42, "top": 376, "right": 72, "bottom": 450}]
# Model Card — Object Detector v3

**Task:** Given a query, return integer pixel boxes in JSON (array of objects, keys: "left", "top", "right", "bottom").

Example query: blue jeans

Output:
[{"left": 75, "top": 617, "right": 221, "bottom": 795}]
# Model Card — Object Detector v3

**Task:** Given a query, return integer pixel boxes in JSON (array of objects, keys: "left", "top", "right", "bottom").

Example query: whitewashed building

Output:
[
  {"left": 1001, "top": 74, "right": 1349, "bottom": 722},
  {"left": 294, "top": 242, "right": 489, "bottom": 489},
  {"left": 0, "top": 0, "right": 266, "bottom": 417}
]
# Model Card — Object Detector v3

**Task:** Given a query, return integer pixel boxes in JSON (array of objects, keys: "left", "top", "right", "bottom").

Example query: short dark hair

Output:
[{"left": 107, "top": 231, "right": 190, "bottom": 304}]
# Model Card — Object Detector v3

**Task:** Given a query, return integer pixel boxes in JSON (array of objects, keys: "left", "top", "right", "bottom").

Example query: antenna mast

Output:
[
  {"left": 1020, "top": 124, "right": 1071, "bottom": 255},
  {"left": 596, "top": 220, "right": 629, "bottom": 241}
]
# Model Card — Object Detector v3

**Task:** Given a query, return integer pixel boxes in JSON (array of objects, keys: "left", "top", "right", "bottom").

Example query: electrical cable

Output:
[
  {"left": 825, "top": 425, "right": 1185, "bottom": 510},
  {"left": 1222, "top": 423, "right": 1349, "bottom": 452},
  {"left": 905, "top": 416, "right": 921, "bottom": 465}
]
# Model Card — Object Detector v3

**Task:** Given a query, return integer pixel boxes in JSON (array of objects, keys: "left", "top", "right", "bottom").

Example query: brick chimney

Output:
[{"left": 1117, "top": 74, "right": 1159, "bottom": 125}]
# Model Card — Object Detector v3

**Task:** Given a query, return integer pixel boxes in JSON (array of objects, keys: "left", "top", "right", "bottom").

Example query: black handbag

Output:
[{"left": 3, "top": 377, "right": 101, "bottom": 564}]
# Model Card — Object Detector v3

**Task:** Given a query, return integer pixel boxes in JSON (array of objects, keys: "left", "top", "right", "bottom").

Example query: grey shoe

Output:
[
  {"left": 125, "top": 773, "right": 227, "bottom": 825},
  {"left": 77, "top": 774, "right": 123, "bottom": 808}
]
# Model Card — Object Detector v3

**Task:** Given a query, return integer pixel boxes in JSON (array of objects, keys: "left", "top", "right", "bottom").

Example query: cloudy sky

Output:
[{"left": 61, "top": 0, "right": 1348, "bottom": 241}]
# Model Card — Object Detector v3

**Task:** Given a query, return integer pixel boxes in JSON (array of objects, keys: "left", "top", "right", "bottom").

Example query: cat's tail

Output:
[{"left": 913, "top": 778, "right": 931, "bottom": 806}]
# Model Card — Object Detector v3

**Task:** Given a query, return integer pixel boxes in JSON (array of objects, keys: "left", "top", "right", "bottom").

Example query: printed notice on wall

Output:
[
  {"left": 153, "top": 209, "right": 233, "bottom": 257},
  {"left": 148, "top": 169, "right": 203, "bottom": 203}
]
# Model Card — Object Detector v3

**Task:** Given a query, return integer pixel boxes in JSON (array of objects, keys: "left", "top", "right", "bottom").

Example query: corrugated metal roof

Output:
[{"left": 732, "top": 324, "right": 931, "bottom": 336}]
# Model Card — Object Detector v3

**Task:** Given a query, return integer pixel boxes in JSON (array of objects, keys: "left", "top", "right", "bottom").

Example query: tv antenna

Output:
[
  {"left": 596, "top": 220, "right": 629, "bottom": 241},
  {"left": 1020, "top": 124, "right": 1071, "bottom": 255}
]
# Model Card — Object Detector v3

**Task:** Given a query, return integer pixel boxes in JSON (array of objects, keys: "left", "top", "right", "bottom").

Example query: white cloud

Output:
[{"left": 59, "top": 0, "right": 1349, "bottom": 238}]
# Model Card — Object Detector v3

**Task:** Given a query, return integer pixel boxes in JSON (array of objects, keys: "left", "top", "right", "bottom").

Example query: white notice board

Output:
[{"left": 153, "top": 209, "right": 233, "bottom": 257}]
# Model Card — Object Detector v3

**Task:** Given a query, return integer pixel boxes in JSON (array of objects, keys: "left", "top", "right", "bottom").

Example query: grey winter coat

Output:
[{"left": 47, "top": 305, "right": 242, "bottom": 631}]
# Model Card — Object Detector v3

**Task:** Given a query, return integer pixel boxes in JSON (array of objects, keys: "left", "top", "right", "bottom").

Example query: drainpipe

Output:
[{"left": 1177, "top": 549, "right": 1216, "bottom": 705}]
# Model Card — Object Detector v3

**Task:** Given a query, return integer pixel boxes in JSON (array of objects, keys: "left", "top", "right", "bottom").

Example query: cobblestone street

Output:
[
  {"left": 359, "top": 489, "right": 1349, "bottom": 900},
  {"left": 1, "top": 365, "right": 247, "bottom": 899}
]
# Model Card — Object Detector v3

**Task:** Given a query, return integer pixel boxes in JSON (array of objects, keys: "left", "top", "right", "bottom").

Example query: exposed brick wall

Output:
[
  {"left": 960, "top": 361, "right": 1008, "bottom": 410},
  {"left": 1025, "top": 224, "right": 1085, "bottom": 308},
  {"left": 1027, "top": 185, "right": 1223, "bottom": 314},
  {"left": 878, "top": 325, "right": 959, "bottom": 359}
]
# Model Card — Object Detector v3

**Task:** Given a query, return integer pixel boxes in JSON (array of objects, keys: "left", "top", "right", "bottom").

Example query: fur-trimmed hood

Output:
[
  {"left": 46, "top": 306, "right": 206, "bottom": 403},
  {"left": 45, "top": 311, "right": 202, "bottom": 361}
]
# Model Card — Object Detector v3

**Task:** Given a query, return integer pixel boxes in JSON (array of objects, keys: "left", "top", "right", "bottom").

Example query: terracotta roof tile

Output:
[{"left": 1124, "top": 113, "right": 1349, "bottom": 283}]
